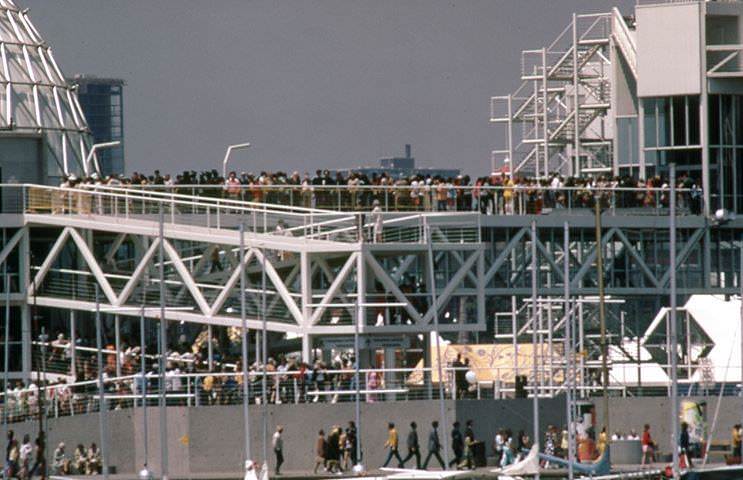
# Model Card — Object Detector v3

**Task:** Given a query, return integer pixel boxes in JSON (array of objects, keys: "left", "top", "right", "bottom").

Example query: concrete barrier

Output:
[{"left": 6, "top": 396, "right": 571, "bottom": 475}]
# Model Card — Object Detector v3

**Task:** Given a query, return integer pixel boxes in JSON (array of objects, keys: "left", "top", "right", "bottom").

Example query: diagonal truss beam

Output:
[
  {"left": 266, "top": 263, "right": 301, "bottom": 317},
  {"left": 422, "top": 250, "right": 479, "bottom": 324},
  {"left": 208, "top": 248, "right": 256, "bottom": 316},
  {"left": 392, "top": 255, "right": 417, "bottom": 283},
  {"left": 252, "top": 249, "right": 304, "bottom": 325},
  {"left": 483, "top": 227, "right": 529, "bottom": 285},
  {"left": 315, "top": 257, "right": 356, "bottom": 321},
  {"left": 535, "top": 237, "right": 565, "bottom": 283},
  {"left": 68, "top": 229, "right": 118, "bottom": 304},
  {"left": 570, "top": 227, "right": 618, "bottom": 289},
  {"left": 115, "top": 238, "right": 160, "bottom": 306},
  {"left": 162, "top": 239, "right": 211, "bottom": 315},
  {"left": 310, "top": 253, "right": 358, "bottom": 325},
  {"left": 659, "top": 228, "right": 705, "bottom": 287},
  {"left": 364, "top": 251, "right": 423, "bottom": 323},
  {"left": 612, "top": 228, "right": 661, "bottom": 288},
  {"left": 104, "top": 233, "right": 127, "bottom": 267},
  {"left": 29, "top": 227, "right": 71, "bottom": 295},
  {"left": 0, "top": 228, "right": 25, "bottom": 269}
]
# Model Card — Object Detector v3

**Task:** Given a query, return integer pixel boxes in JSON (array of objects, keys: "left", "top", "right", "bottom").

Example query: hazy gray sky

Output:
[{"left": 26, "top": 0, "right": 633, "bottom": 176}]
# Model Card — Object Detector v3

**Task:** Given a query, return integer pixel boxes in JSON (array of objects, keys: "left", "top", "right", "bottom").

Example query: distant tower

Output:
[
  {"left": 73, "top": 75, "right": 125, "bottom": 176},
  {"left": 0, "top": 0, "right": 95, "bottom": 184}
]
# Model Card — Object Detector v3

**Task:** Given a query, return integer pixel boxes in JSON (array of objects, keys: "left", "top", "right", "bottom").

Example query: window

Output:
[{"left": 643, "top": 96, "right": 701, "bottom": 148}]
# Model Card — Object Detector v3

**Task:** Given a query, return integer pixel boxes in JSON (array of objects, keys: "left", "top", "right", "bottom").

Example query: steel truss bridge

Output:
[{"left": 1, "top": 184, "right": 742, "bottom": 389}]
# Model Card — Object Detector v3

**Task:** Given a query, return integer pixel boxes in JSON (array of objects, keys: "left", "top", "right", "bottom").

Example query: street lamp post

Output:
[
  {"left": 564, "top": 222, "right": 574, "bottom": 480},
  {"left": 222, "top": 143, "right": 252, "bottom": 179},
  {"left": 2, "top": 234, "right": 9, "bottom": 480},
  {"left": 83, "top": 141, "right": 122, "bottom": 177},
  {"left": 425, "top": 225, "right": 450, "bottom": 468},
  {"left": 595, "top": 194, "right": 609, "bottom": 437},
  {"left": 669, "top": 163, "right": 679, "bottom": 480},
  {"left": 239, "top": 224, "right": 252, "bottom": 467},
  {"left": 3, "top": 244, "right": 10, "bottom": 479},
  {"left": 260, "top": 245, "right": 268, "bottom": 467},
  {"left": 158, "top": 206, "right": 169, "bottom": 480},
  {"left": 530, "top": 221, "right": 540, "bottom": 480},
  {"left": 94, "top": 285, "right": 109, "bottom": 480}
]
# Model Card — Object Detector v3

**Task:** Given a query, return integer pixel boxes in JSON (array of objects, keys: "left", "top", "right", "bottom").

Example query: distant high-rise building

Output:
[{"left": 72, "top": 75, "right": 125, "bottom": 176}]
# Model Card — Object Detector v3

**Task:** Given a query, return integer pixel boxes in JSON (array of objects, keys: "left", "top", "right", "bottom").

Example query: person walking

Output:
[
  {"left": 272, "top": 426, "right": 284, "bottom": 475},
  {"left": 6, "top": 430, "right": 19, "bottom": 479},
  {"left": 680, "top": 422, "right": 693, "bottom": 468},
  {"left": 460, "top": 420, "right": 475, "bottom": 470},
  {"left": 313, "top": 430, "right": 326, "bottom": 474},
  {"left": 400, "top": 422, "right": 421, "bottom": 469},
  {"left": 732, "top": 424, "right": 742, "bottom": 459},
  {"left": 382, "top": 422, "right": 403, "bottom": 468},
  {"left": 347, "top": 421, "right": 358, "bottom": 466},
  {"left": 641, "top": 424, "right": 656, "bottom": 464},
  {"left": 449, "top": 422, "right": 463, "bottom": 468},
  {"left": 423, "top": 421, "right": 445, "bottom": 470}
]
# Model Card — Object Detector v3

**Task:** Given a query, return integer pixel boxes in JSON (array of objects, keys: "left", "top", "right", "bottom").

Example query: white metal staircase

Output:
[{"left": 490, "top": 10, "right": 636, "bottom": 177}]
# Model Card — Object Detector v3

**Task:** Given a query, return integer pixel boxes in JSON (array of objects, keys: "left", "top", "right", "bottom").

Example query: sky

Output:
[{"left": 25, "top": 0, "right": 633, "bottom": 177}]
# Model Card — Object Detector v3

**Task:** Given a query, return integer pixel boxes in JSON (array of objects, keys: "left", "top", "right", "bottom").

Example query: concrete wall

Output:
[
  {"left": 7, "top": 409, "right": 136, "bottom": 474},
  {"left": 637, "top": 2, "right": 703, "bottom": 97},
  {"left": 28, "top": 395, "right": 743, "bottom": 476},
  {"left": 595, "top": 396, "right": 743, "bottom": 458},
  {"left": 455, "top": 397, "right": 566, "bottom": 448}
]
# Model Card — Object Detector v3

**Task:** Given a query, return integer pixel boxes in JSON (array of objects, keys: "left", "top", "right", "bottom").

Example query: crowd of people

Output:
[
  {"left": 54, "top": 167, "right": 704, "bottom": 214},
  {"left": 2, "top": 333, "right": 413, "bottom": 424},
  {"left": 4, "top": 431, "right": 101, "bottom": 479},
  {"left": 312, "top": 422, "right": 358, "bottom": 474}
]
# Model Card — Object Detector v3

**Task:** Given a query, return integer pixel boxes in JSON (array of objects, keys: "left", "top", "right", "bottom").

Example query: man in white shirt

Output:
[{"left": 272, "top": 426, "right": 284, "bottom": 475}]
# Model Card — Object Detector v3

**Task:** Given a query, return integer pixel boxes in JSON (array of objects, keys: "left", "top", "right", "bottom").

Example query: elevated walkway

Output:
[{"left": 0, "top": 184, "right": 487, "bottom": 338}]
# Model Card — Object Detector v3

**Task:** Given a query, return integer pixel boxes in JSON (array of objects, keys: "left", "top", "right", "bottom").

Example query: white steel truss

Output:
[{"left": 490, "top": 8, "right": 637, "bottom": 178}]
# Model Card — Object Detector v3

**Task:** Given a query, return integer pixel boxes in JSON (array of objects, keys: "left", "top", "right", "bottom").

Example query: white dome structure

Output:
[{"left": 0, "top": 0, "right": 94, "bottom": 183}]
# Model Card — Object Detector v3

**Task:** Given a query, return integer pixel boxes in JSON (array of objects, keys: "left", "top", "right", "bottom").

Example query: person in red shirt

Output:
[{"left": 641, "top": 424, "right": 656, "bottom": 464}]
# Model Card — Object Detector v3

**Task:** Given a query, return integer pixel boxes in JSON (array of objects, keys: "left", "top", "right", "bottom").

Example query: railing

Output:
[
  {"left": 10, "top": 349, "right": 743, "bottom": 424},
  {"left": 0, "top": 365, "right": 629, "bottom": 424},
  {"left": 707, "top": 44, "right": 743, "bottom": 78},
  {"left": 611, "top": 7, "right": 637, "bottom": 78},
  {"left": 8, "top": 184, "right": 485, "bottom": 244},
  {"left": 17, "top": 183, "right": 704, "bottom": 217}
]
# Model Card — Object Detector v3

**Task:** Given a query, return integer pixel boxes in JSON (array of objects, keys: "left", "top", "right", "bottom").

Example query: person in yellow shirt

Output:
[
  {"left": 732, "top": 424, "right": 742, "bottom": 458},
  {"left": 503, "top": 177, "right": 515, "bottom": 215},
  {"left": 597, "top": 427, "right": 608, "bottom": 457},
  {"left": 382, "top": 422, "right": 404, "bottom": 468}
]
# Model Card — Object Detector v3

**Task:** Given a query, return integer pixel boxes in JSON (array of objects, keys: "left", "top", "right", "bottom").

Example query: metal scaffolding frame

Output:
[{"left": 490, "top": 10, "right": 633, "bottom": 178}]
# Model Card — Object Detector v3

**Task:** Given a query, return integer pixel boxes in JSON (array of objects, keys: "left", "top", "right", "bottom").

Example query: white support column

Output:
[
  {"left": 638, "top": 99, "right": 646, "bottom": 181},
  {"left": 357, "top": 245, "right": 366, "bottom": 334},
  {"left": 699, "top": 2, "right": 710, "bottom": 217},
  {"left": 69, "top": 310, "right": 76, "bottom": 380},
  {"left": 542, "top": 47, "right": 549, "bottom": 178},
  {"left": 207, "top": 324, "right": 213, "bottom": 371},
  {"left": 477, "top": 250, "right": 485, "bottom": 327},
  {"left": 20, "top": 227, "right": 30, "bottom": 380},
  {"left": 115, "top": 315, "right": 121, "bottom": 378},
  {"left": 300, "top": 252, "right": 312, "bottom": 327},
  {"left": 507, "top": 94, "right": 514, "bottom": 179},
  {"left": 573, "top": 13, "right": 580, "bottom": 177},
  {"left": 302, "top": 334, "right": 312, "bottom": 363}
]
